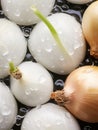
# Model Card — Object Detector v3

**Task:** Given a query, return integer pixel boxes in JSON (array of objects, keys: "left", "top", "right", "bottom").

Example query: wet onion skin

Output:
[
  {"left": 51, "top": 66, "right": 98, "bottom": 123},
  {"left": 1, "top": 0, "right": 55, "bottom": 25},
  {"left": 21, "top": 103, "right": 81, "bottom": 130}
]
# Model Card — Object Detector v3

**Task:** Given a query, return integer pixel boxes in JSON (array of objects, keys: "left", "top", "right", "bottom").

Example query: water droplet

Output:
[
  {"left": 37, "top": 49, "right": 41, "bottom": 53},
  {"left": 7, "top": 58, "right": 12, "bottom": 62},
  {"left": 5, "top": 9, "right": 9, "bottom": 12},
  {"left": 1, "top": 105, "right": 11, "bottom": 116},
  {"left": 30, "top": 87, "right": 38, "bottom": 92},
  {"left": 39, "top": 76, "right": 46, "bottom": 84},
  {"left": 60, "top": 70, "right": 65, "bottom": 74},
  {"left": 2, "top": 51, "right": 9, "bottom": 56},
  {"left": 39, "top": 97, "right": 42, "bottom": 101},
  {"left": 7, "top": 0, "right": 11, "bottom": 3},
  {"left": 35, "top": 105, "right": 41, "bottom": 109},
  {"left": 58, "top": 30, "right": 62, "bottom": 35},
  {"left": 21, "top": 26, "right": 32, "bottom": 38},
  {"left": 86, "top": 68, "right": 93, "bottom": 73},
  {"left": 15, "top": 9, "right": 21, "bottom": 17},
  {"left": 65, "top": 112, "right": 71, "bottom": 118},
  {"left": 67, "top": 46, "right": 74, "bottom": 56},
  {"left": 16, "top": 115, "right": 23, "bottom": 126},
  {"left": 69, "top": 51, "right": 74, "bottom": 56},
  {"left": 74, "top": 43, "right": 80, "bottom": 50},
  {"left": 60, "top": 56, "right": 64, "bottom": 61},
  {"left": 19, "top": 108, "right": 28, "bottom": 117},
  {"left": 51, "top": 65, "right": 55, "bottom": 69},
  {"left": 25, "top": 89, "right": 31, "bottom": 95},
  {"left": 0, "top": 44, "right": 9, "bottom": 57},
  {"left": 4, "top": 65, "right": 8, "bottom": 69},
  {"left": 41, "top": 38, "right": 45, "bottom": 42},
  {"left": 22, "top": 126, "right": 25, "bottom": 129},
  {"left": 45, "top": 48, "right": 53, "bottom": 53},
  {"left": 74, "top": 29, "right": 78, "bottom": 33},
  {"left": 45, "top": 45, "right": 53, "bottom": 53},
  {"left": 25, "top": 120, "right": 30, "bottom": 125},
  {"left": 56, "top": 121, "right": 62, "bottom": 126},
  {"left": 55, "top": 79, "right": 64, "bottom": 87},
  {"left": 34, "top": 119, "right": 41, "bottom": 128},
  {"left": 25, "top": 53, "right": 33, "bottom": 61},
  {"left": 84, "top": 126, "right": 92, "bottom": 130}
]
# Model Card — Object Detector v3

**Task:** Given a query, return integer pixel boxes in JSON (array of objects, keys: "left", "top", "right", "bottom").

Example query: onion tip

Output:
[{"left": 9, "top": 62, "right": 22, "bottom": 79}]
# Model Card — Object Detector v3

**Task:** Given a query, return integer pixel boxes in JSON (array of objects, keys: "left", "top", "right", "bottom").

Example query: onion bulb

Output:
[
  {"left": 82, "top": 1, "right": 98, "bottom": 59},
  {"left": 28, "top": 9, "right": 86, "bottom": 75},
  {"left": 21, "top": 103, "right": 80, "bottom": 130},
  {"left": 0, "top": 18, "right": 27, "bottom": 78},
  {"left": 0, "top": 82, "right": 17, "bottom": 130},
  {"left": 51, "top": 66, "right": 98, "bottom": 123},
  {"left": 66, "top": 0, "right": 93, "bottom": 4},
  {"left": 1, "top": 0, "right": 55, "bottom": 25},
  {"left": 10, "top": 61, "right": 53, "bottom": 106}
]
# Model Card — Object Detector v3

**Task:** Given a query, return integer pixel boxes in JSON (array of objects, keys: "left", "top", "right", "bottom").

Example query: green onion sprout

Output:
[
  {"left": 9, "top": 62, "right": 22, "bottom": 79},
  {"left": 31, "top": 6, "right": 69, "bottom": 55}
]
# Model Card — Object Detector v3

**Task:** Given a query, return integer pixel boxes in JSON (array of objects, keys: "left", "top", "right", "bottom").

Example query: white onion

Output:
[
  {"left": 66, "top": 0, "right": 93, "bottom": 4},
  {"left": 1, "top": 0, "right": 55, "bottom": 25},
  {"left": 10, "top": 61, "right": 53, "bottom": 106},
  {"left": 21, "top": 103, "right": 80, "bottom": 130},
  {"left": 28, "top": 13, "right": 86, "bottom": 75},
  {"left": 0, "top": 82, "right": 17, "bottom": 130},
  {"left": 0, "top": 18, "right": 27, "bottom": 78}
]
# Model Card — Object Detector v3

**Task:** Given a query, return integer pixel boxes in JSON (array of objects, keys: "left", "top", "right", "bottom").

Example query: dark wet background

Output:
[{"left": 0, "top": 0, "right": 98, "bottom": 130}]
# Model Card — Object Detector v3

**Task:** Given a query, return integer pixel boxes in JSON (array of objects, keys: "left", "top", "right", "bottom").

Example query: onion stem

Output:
[
  {"left": 31, "top": 6, "right": 69, "bottom": 56},
  {"left": 9, "top": 62, "right": 22, "bottom": 79},
  {"left": 9, "top": 62, "right": 17, "bottom": 73},
  {"left": 51, "top": 90, "right": 69, "bottom": 105}
]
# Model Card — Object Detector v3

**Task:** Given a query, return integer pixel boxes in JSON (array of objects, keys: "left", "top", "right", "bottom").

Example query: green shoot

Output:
[
  {"left": 31, "top": 6, "right": 68, "bottom": 55},
  {"left": 9, "top": 62, "right": 18, "bottom": 73},
  {"left": 9, "top": 62, "right": 22, "bottom": 79}
]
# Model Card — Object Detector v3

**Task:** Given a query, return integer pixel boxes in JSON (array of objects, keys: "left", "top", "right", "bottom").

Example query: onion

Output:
[
  {"left": 10, "top": 61, "right": 53, "bottom": 106},
  {"left": 28, "top": 9, "right": 86, "bottom": 75},
  {"left": 0, "top": 18, "right": 27, "bottom": 78},
  {"left": 0, "top": 82, "right": 17, "bottom": 130},
  {"left": 1, "top": 0, "right": 55, "bottom": 25},
  {"left": 82, "top": 1, "right": 98, "bottom": 59},
  {"left": 21, "top": 103, "right": 80, "bottom": 130},
  {"left": 51, "top": 66, "right": 98, "bottom": 123},
  {"left": 66, "top": 0, "right": 93, "bottom": 4}
]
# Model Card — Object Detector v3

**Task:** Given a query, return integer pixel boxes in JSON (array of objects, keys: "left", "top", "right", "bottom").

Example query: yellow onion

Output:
[
  {"left": 82, "top": 1, "right": 98, "bottom": 59},
  {"left": 51, "top": 66, "right": 98, "bottom": 123}
]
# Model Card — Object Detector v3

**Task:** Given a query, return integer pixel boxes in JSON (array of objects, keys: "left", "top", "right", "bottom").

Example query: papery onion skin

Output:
[
  {"left": 82, "top": 1, "right": 98, "bottom": 59},
  {"left": 51, "top": 66, "right": 98, "bottom": 123}
]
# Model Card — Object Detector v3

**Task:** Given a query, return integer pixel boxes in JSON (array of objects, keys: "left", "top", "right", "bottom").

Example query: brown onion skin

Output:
[
  {"left": 51, "top": 66, "right": 98, "bottom": 123},
  {"left": 82, "top": 1, "right": 98, "bottom": 59}
]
